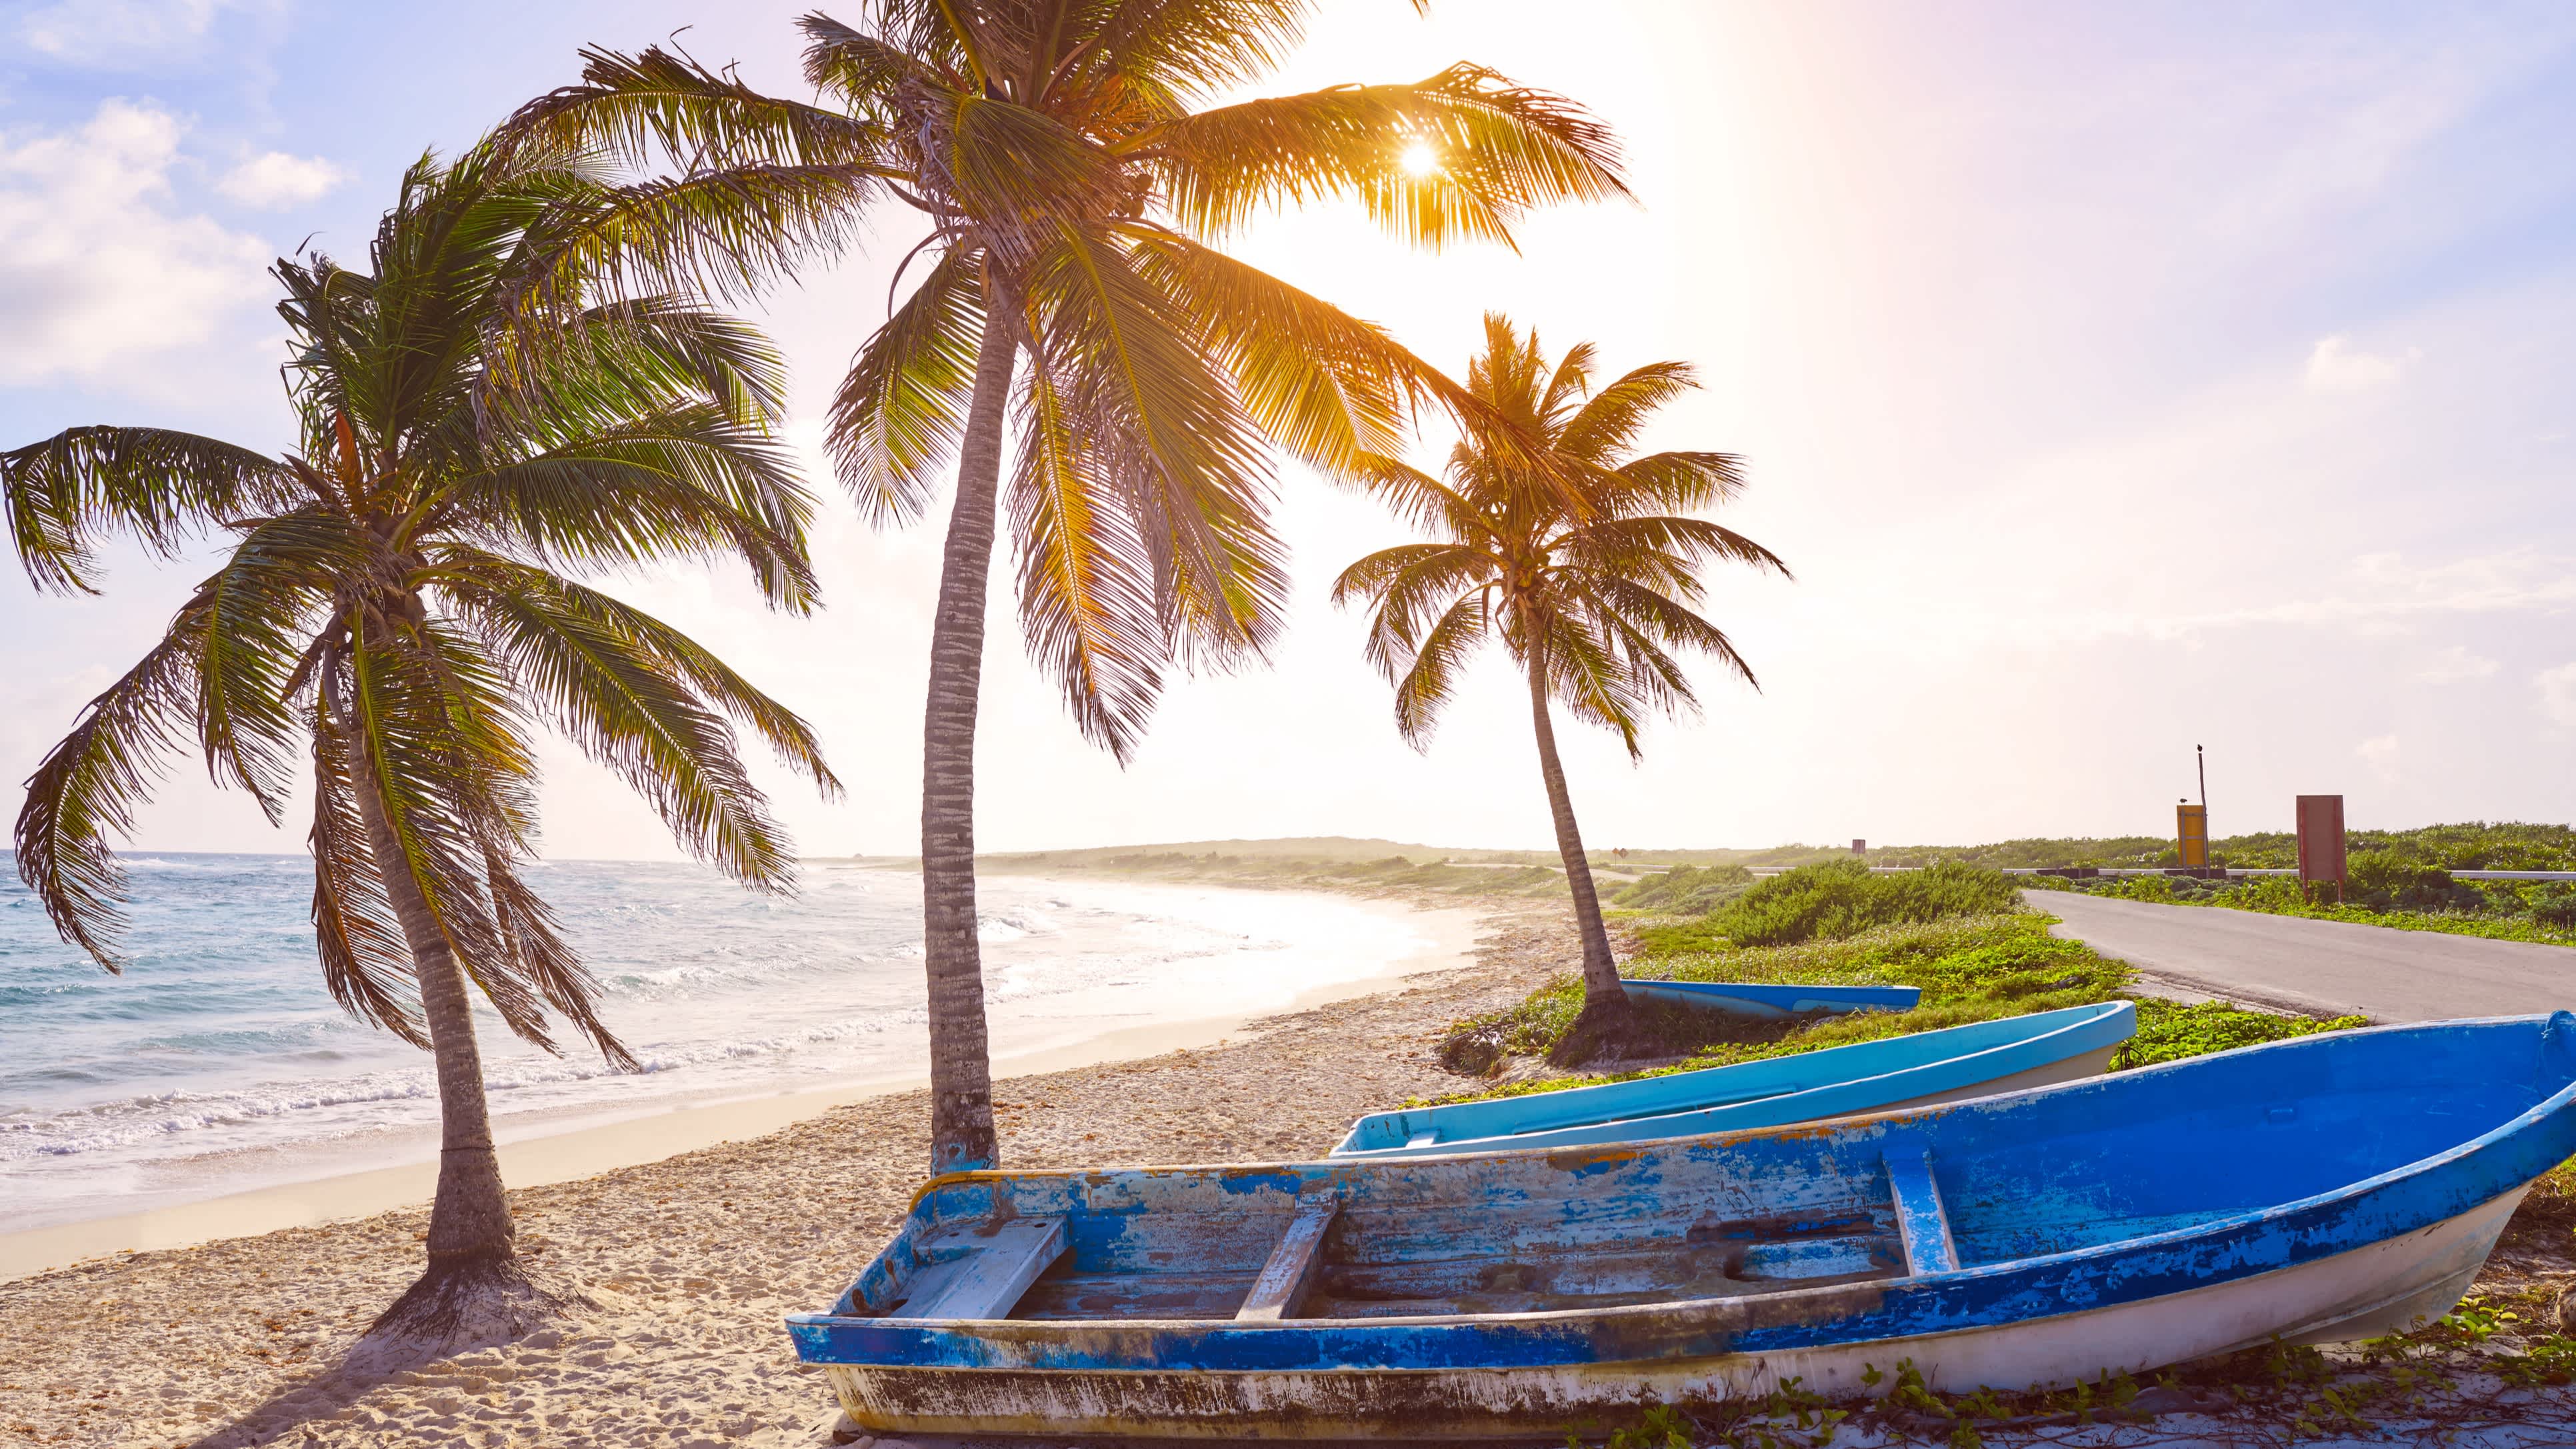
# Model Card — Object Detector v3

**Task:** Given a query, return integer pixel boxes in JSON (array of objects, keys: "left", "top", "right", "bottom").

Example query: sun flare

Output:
[{"left": 1400, "top": 141, "right": 1441, "bottom": 177}]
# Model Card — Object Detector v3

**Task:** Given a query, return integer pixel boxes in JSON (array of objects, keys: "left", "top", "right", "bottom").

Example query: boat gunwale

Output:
[
  {"left": 1617, "top": 978, "right": 1923, "bottom": 1017},
  {"left": 1331, "top": 1000, "right": 2138, "bottom": 1158},
  {"left": 792, "top": 1013, "right": 2576, "bottom": 1367}
]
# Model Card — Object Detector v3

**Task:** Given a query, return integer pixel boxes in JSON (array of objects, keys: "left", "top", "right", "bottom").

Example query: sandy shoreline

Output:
[
  {"left": 0, "top": 897, "right": 1571, "bottom": 1448},
  {"left": 0, "top": 885, "right": 1485, "bottom": 1282}
]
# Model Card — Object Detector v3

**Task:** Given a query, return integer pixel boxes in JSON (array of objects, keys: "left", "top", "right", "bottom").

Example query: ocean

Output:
[{"left": 0, "top": 854, "right": 1439, "bottom": 1234}]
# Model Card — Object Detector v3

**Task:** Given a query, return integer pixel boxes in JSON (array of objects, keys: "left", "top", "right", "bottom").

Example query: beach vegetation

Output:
[
  {"left": 1610, "top": 862, "right": 1752, "bottom": 914},
  {"left": 1857, "top": 819, "right": 2576, "bottom": 873},
  {"left": 0, "top": 137, "right": 837, "bottom": 1350},
  {"left": 1651, "top": 858, "right": 2023, "bottom": 948},
  {"left": 1334, "top": 314, "right": 1789, "bottom": 1044},
  {"left": 2040, "top": 868, "right": 2576, "bottom": 948},
  {"left": 1431, "top": 908, "right": 2362, "bottom": 1092},
  {"left": 516, "top": 5, "right": 1627, "bottom": 1177}
]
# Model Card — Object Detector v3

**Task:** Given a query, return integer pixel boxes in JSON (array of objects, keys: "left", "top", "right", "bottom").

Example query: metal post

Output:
[{"left": 2197, "top": 744, "right": 2207, "bottom": 812}]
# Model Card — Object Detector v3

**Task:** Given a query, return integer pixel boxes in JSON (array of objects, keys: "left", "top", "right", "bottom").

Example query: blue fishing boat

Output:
[
  {"left": 789, "top": 1012, "right": 2576, "bottom": 1441},
  {"left": 1332, "top": 1000, "right": 2135, "bottom": 1160},
  {"left": 1620, "top": 976, "right": 1921, "bottom": 1018}
]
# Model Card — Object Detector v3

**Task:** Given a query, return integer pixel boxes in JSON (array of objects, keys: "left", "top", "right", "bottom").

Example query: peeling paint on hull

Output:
[{"left": 791, "top": 1013, "right": 2576, "bottom": 1440}]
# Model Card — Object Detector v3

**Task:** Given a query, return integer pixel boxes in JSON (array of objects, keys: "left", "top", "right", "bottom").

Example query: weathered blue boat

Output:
[
  {"left": 1331, "top": 1000, "right": 2135, "bottom": 1160},
  {"left": 789, "top": 1012, "right": 2576, "bottom": 1441},
  {"left": 1620, "top": 976, "right": 1921, "bottom": 1018}
]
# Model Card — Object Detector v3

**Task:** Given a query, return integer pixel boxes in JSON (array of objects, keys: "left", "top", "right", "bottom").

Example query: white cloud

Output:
[
  {"left": 0, "top": 100, "right": 272, "bottom": 386},
  {"left": 2414, "top": 644, "right": 2500, "bottom": 683},
  {"left": 2304, "top": 333, "right": 2419, "bottom": 392},
  {"left": 17, "top": 0, "right": 240, "bottom": 68},
  {"left": 217, "top": 151, "right": 345, "bottom": 209},
  {"left": 2355, "top": 734, "right": 2401, "bottom": 781},
  {"left": 2538, "top": 665, "right": 2576, "bottom": 728}
]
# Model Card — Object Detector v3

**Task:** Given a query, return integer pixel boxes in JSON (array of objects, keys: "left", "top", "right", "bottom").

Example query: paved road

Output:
[{"left": 2031, "top": 890, "right": 2576, "bottom": 1023}]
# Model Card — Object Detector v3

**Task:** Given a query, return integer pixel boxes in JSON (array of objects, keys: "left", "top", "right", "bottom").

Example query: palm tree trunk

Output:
[
  {"left": 1526, "top": 657, "right": 1623, "bottom": 1005},
  {"left": 918, "top": 287, "right": 1021, "bottom": 1177},
  {"left": 350, "top": 759, "right": 515, "bottom": 1270},
  {"left": 333, "top": 622, "right": 564, "bottom": 1350}
]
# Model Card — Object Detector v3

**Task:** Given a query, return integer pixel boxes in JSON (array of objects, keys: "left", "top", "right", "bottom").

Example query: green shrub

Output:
[
  {"left": 1709, "top": 860, "right": 2020, "bottom": 947},
  {"left": 1612, "top": 863, "right": 1754, "bottom": 915},
  {"left": 2347, "top": 850, "right": 2480, "bottom": 912},
  {"left": 2531, "top": 886, "right": 2576, "bottom": 931}
]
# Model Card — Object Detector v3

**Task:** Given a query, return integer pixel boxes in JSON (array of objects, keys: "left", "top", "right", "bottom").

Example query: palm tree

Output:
[
  {"left": 0, "top": 137, "right": 839, "bottom": 1347},
  {"left": 511, "top": 3, "right": 1628, "bottom": 1175},
  {"left": 1333, "top": 314, "right": 1789, "bottom": 1034}
]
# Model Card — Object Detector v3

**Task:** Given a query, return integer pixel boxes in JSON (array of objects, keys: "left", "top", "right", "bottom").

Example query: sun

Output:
[{"left": 1400, "top": 141, "right": 1441, "bottom": 177}]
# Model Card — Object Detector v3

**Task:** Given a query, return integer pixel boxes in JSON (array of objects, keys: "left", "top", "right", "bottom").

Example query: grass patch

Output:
[{"left": 1425, "top": 910, "right": 2365, "bottom": 1103}]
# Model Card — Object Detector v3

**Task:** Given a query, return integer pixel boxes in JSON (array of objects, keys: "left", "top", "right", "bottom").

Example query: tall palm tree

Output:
[
  {"left": 1334, "top": 314, "right": 1789, "bottom": 1030},
  {"left": 0, "top": 138, "right": 839, "bottom": 1346},
  {"left": 511, "top": 3, "right": 1627, "bottom": 1175}
]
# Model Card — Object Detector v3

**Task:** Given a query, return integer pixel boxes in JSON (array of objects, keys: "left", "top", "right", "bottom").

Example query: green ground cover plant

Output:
[{"left": 1430, "top": 861, "right": 2366, "bottom": 1094}]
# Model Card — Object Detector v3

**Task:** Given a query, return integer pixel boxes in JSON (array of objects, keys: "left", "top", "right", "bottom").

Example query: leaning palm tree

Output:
[
  {"left": 511, "top": 3, "right": 1627, "bottom": 1174},
  {"left": 1334, "top": 315, "right": 1789, "bottom": 1036},
  {"left": 0, "top": 138, "right": 839, "bottom": 1347}
]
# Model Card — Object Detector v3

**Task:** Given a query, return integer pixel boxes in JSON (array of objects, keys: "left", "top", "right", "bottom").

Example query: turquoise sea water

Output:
[{"left": 0, "top": 853, "right": 1429, "bottom": 1231}]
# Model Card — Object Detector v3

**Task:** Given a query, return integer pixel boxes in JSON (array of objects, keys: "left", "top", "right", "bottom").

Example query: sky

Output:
[{"left": 3, "top": 0, "right": 2575, "bottom": 864}]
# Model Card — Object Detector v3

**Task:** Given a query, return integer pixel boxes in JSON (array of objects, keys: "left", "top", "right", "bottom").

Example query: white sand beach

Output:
[{"left": 0, "top": 895, "right": 1556, "bottom": 1447}]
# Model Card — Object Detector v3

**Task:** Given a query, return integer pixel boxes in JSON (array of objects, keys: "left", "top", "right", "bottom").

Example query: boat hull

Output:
[
  {"left": 1333, "top": 1002, "right": 2135, "bottom": 1159},
  {"left": 817, "top": 1186, "right": 2525, "bottom": 1440},
  {"left": 793, "top": 1014, "right": 2576, "bottom": 1442}
]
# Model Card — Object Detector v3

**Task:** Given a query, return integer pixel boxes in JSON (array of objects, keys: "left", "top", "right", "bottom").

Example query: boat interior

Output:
[{"left": 833, "top": 1016, "right": 2576, "bottom": 1325}]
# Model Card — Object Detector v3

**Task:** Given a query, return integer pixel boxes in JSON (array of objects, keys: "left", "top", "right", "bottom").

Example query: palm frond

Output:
[
  {"left": 1531, "top": 612, "right": 1648, "bottom": 756},
  {"left": 479, "top": 844, "right": 638, "bottom": 1069},
  {"left": 307, "top": 683, "right": 427, "bottom": 1046},
  {"left": 1125, "top": 229, "right": 1429, "bottom": 475},
  {"left": 1064, "top": 0, "right": 1321, "bottom": 99},
  {"left": 12, "top": 608, "right": 207, "bottom": 969},
  {"left": 827, "top": 246, "right": 988, "bottom": 525},
  {"left": 1533, "top": 339, "right": 1594, "bottom": 421},
  {"left": 346, "top": 611, "right": 572, "bottom": 1053},
  {"left": 432, "top": 405, "right": 819, "bottom": 611},
  {"left": 1, "top": 428, "right": 301, "bottom": 593},
  {"left": 195, "top": 511, "right": 377, "bottom": 820},
  {"left": 509, "top": 45, "right": 887, "bottom": 171},
  {"left": 1024, "top": 221, "right": 1285, "bottom": 667},
  {"left": 1555, "top": 361, "right": 1696, "bottom": 465},
  {"left": 1388, "top": 591, "right": 1489, "bottom": 748},
  {"left": 1331, "top": 541, "right": 1493, "bottom": 683},
  {"left": 1139, "top": 64, "right": 1628, "bottom": 248},
  {"left": 443, "top": 563, "right": 804, "bottom": 892},
  {"left": 1007, "top": 349, "right": 1169, "bottom": 760},
  {"left": 435, "top": 545, "right": 839, "bottom": 798}
]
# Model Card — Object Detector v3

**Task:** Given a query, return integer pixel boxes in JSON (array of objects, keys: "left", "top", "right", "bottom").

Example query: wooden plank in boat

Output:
[
  {"left": 1235, "top": 1192, "right": 1339, "bottom": 1322},
  {"left": 1885, "top": 1152, "right": 1958, "bottom": 1275},
  {"left": 897, "top": 1217, "right": 1067, "bottom": 1320}
]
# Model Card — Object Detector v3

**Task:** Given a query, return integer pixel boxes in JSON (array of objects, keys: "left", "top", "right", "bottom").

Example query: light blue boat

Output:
[
  {"left": 1621, "top": 976, "right": 1921, "bottom": 1018},
  {"left": 1331, "top": 1000, "right": 2135, "bottom": 1159},
  {"left": 788, "top": 1012, "right": 2576, "bottom": 1440}
]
